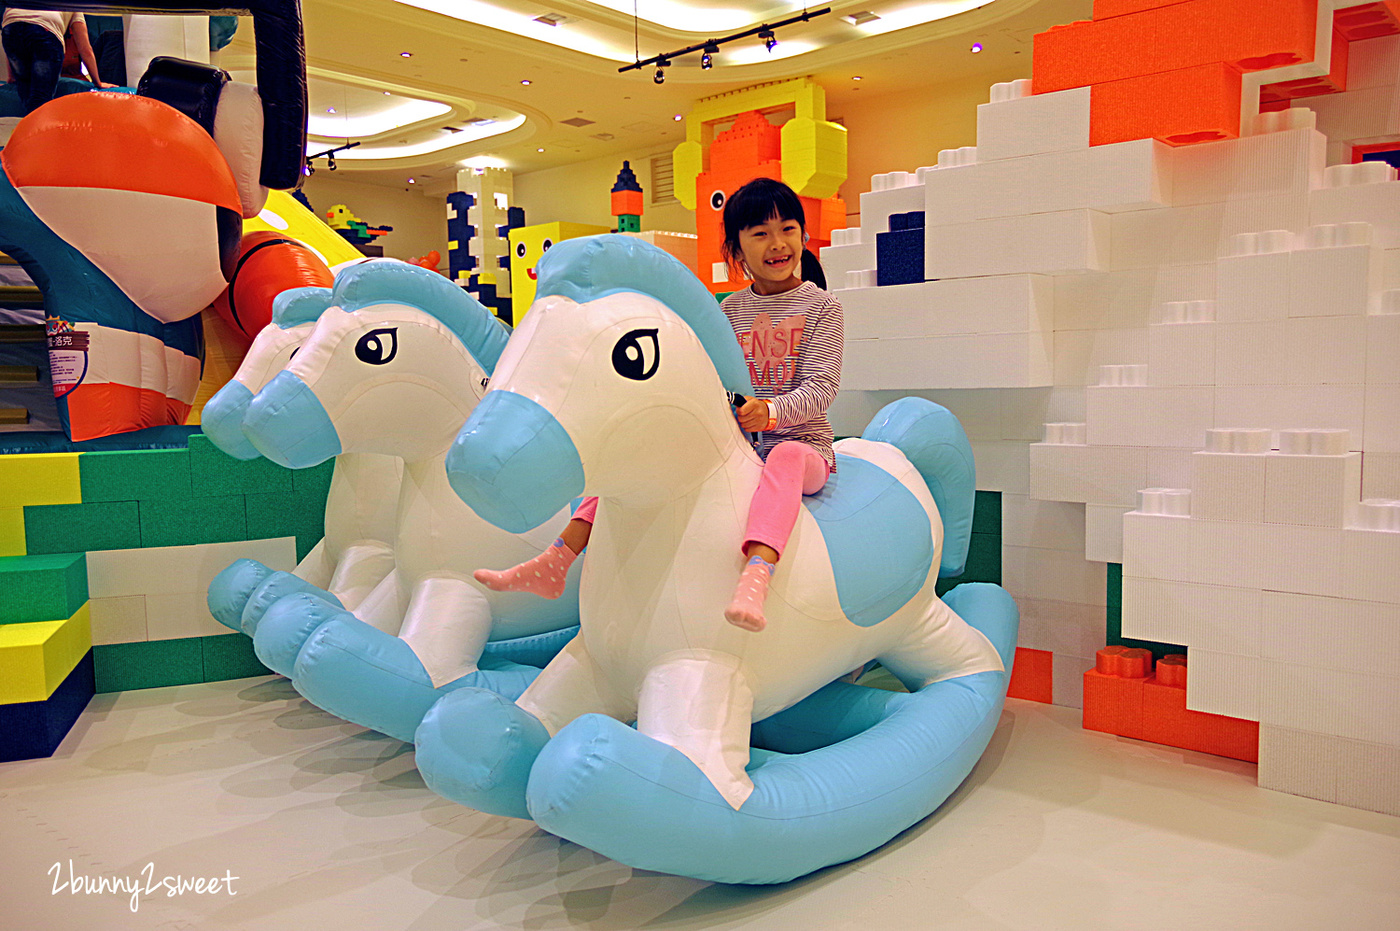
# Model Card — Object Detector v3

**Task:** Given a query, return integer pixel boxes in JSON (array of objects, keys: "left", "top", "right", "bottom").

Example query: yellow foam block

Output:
[
  {"left": 0, "top": 507, "right": 24, "bottom": 557},
  {"left": 0, "top": 453, "right": 81, "bottom": 508},
  {"left": 508, "top": 222, "right": 610, "bottom": 320},
  {"left": 0, "top": 602, "right": 92, "bottom": 703}
]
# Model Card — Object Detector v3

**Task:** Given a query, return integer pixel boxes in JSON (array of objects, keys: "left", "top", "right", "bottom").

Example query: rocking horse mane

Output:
[
  {"left": 271, "top": 286, "right": 334, "bottom": 329},
  {"left": 318, "top": 260, "right": 511, "bottom": 374},
  {"left": 534, "top": 235, "right": 755, "bottom": 397}
]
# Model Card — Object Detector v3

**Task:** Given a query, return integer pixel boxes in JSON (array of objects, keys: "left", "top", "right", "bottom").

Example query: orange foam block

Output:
[
  {"left": 1007, "top": 647, "right": 1054, "bottom": 703},
  {"left": 611, "top": 189, "right": 644, "bottom": 217},
  {"left": 1093, "top": 0, "right": 1192, "bottom": 19},
  {"left": 1140, "top": 655, "right": 1259, "bottom": 762},
  {"left": 1082, "top": 646, "right": 1153, "bottom": 736},
  {"left": 1335, "top": 1, "right": 1400, "bottom": 40},
  {"left": 1034, "top": 0, "right": 1317, "bottom": 94},
  {"left": 1091, "top": 61, "right": 1243, "bottom": 147}
]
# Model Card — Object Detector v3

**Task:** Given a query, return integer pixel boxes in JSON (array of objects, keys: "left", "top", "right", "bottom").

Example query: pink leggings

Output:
[{"left": 570, "top": 441, "right": 827, "bottom": 561}]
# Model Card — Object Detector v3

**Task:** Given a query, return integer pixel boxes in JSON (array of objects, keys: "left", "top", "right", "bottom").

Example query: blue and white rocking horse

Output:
[
  {"left": 207, "top": 261, "right": 583, "bottom": 741},
  {"left": 204, "top": 284, "right": 403, "bottom": 633},
  {"left": 419, "top": 235, "right": 1020, "bottom": 884}
]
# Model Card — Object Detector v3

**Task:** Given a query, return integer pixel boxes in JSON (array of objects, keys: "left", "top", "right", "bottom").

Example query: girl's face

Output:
[{"left": 738, "top": 213, "right": 804, "bottom": 294}]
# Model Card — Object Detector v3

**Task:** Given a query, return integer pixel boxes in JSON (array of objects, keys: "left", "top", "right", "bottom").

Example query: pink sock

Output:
[
  {"left": 725, "top": 555, "right": 774, "bottom": 632},
  {"left": 473, "top": 538, "right": 577, "bottom": 599}
]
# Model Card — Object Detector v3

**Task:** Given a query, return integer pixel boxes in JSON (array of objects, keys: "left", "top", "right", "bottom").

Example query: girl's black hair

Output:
[{"left": 720, "top": 177, "right": 806, "bottom": 277}]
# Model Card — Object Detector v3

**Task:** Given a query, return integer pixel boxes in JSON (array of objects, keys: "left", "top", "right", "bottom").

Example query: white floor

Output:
[{"left": 2, "top": 677, "right": 1398, "bottom": 931}]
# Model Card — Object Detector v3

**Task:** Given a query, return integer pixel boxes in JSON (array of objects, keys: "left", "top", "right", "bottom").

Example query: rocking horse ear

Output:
[
  {"left": 535, "top": 235, "right": 755, "bottom": 397},
  {"left": 271, "top": 286, "right": 334, "bottom": 328}
]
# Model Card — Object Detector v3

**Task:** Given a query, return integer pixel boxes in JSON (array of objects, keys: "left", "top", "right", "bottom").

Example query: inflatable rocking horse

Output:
[
  {"left": 418, "top": 235, "right": 1021, "bottom": 884},
  {"left": 205, "top": 261, "right": 582, "bottom": 741}
]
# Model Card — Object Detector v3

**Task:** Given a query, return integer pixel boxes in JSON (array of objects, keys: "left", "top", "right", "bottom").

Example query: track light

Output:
[
  {"left": 701, "top": 42, "right": 718, "bottom": 69},
  {"left": 654, "top": 57, "right": 668, "bottom": 84},
  {"left": 618, "top": 7, "right": 829, "bottom": 79},
  {"left": 328, "top": 155, "right": 337, "bottom": 171},
  {"left": 760, "top": 29, "right": 776, "bottom": 52}
]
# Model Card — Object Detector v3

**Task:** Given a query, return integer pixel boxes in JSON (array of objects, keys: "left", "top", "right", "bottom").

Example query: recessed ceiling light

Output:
[
  {"left": 520, "top": 79, "right": 532, "bottom": 86},
  {"left": 971, "top": 42, "right": 983, "bottom": 53},
  {"left": 673, "top": 114, "right": 682, "bottom": 121},
  {"left": 383, "top": 91, "right": 391, "bottom": 95},
  {"left": 533, "top": 12, "right": 569, "bottom": 26},
  {"left": 400, "top": 52, "right": 412, "bottom": 58},
  {"left": 537, "top": 147, "right": 545, "bottom": 152},
  {"left": 326, "top": 107, "right": 336, "bottom": 113},
  {"left": 852, "top": 75, "right": 862, "bottom": 81},
  {"left": 408, "top": 178, "right": 416, "bottom": 183},
  {"left": 843, "top": 11, "right": 880, "bottom": 25}
]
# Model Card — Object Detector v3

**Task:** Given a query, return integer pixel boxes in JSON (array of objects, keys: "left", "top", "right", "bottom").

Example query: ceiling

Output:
[{"left": 219, "top": 0, "right": 1093, "bottom": 195}]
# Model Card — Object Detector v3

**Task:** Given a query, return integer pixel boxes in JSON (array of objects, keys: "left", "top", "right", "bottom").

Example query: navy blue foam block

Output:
[
  {"left": 876, "top": 227, "right": 925, "bottom": 286},
  {"left": 889, "top": 211, "right": 926, "bottom": 231},
  {"left": 0, "top": 650, "right": 94, "bottom": 762}
]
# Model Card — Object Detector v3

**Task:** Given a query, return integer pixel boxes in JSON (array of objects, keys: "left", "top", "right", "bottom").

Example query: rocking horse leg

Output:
[
  {"left": 326, "top": 540, "right": 396, "bottom": 612},
  {"left": 877, "top": 596, "right": 1004, "bottom": 691},
  {"left": 350, "top": 568, "right": 405, "bottom": 635},
  {"left": 636, "top": 651, "right": 756, "bottom": 811},
  {"left": 396, "top": 577, "right": 493, "bottom": 688},
  {"left": 515, "top": 635, "right": 632, "bottom": 736}
]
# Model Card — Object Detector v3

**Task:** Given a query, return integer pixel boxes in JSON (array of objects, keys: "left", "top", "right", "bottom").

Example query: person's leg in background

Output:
[{"left": 3, "top": 23, "right": 64, "bottom": 115}]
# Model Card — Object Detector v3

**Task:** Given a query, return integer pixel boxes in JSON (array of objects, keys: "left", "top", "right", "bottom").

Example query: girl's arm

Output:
[{"left": 768, "top": 295, "right": 843, "bottom": 429}]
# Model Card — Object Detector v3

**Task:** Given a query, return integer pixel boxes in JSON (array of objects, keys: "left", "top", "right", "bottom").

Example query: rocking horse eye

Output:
[
  {"left": 611, "top": 328, "right": 660, "bottom": 381},
  {"left": 354, "top": 327, "right": 399, "bottom": 365}
]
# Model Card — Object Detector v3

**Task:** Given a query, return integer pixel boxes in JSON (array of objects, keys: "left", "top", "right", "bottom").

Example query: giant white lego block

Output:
[
  {"left": 1001, "top": 494, "right": 1085, "bottom": 552},
  {"left": 925, "top": 209, "right": 1109, "bottom": 279},
  {"left": 1051, "top": 653, "right": 1094, "bottom": 710},
  {"left": 859, "top": 182, "right": 927, "bottom": 238},
  {"left": 1368, "top": 310, "right": 1400, "bottom": 385},
  {"left": 1260, "top": 524, "right": 1346, "bottom": 598},
  {"left": 1215, "top": 236, "right": 1292, "bottom": 322},
  {"left": 1260, "top": 662, "right": 1400, "bottom": 746},
  {"left": 1016, "top": 598, "right": 1105, "bottom": 659},
  {"left": 1122, "top": 510, "right": 1191, "bottom": 582},
  {"left": 1343, "top": 527, "right": 1400, "bottom": 605},
  {"left": 971, "top": 149, "right": 1092, "bottom": 220},
  {"left": 1293, "top": 83, "right": 1400, "bottom": 146},
  {"left": 1187, "top": 650, "right": 1261, "bottom": 719},
  {"left": 1188, "top": 518, "right": 1271, "bottom": 590},
  {"left": 87, "top": 537, "right": 299, "bottom": 599},
  {"left": 975, "top": 86, "right": 1090, "bottom": 162},
  {"left": 1264, "top": 451, "right": 1362, "bottom": 527},
  {"left": 1289, "top": 238, "right": 1381, "bottom": 317},
  {"left": 89, "top": 595, "right": 148, "bottom": 646},
  {"left": 1169, "top": 126, "right": 1325, "bottom": 206},
  {"left": 1310, "top": 180, "right": 1400, "bottom": 250},
  {"left": 1087, "top": 138, "right": 1173, "bottom": 213},
  {"left": 1346, "top": 34, "right": 1400, "bottom": 91},
  {"left": 1146, "top": 446, "right": 1196, "bottom": 489},
  {"left": 1192, "top": 451, "right": 1268, "bottom": 522},
  {"left": 1000, "top": 386, "right": 1085, "bottom": 442},
  {"left": 970, "top": 440, "right": 1030, "bottom": 494},
  {"left": 1084, "top": 386, "right": 1215, "bottom": 448},
  {"left": 842, "top": 330, "right": 1052, "bottom": 390},
  {"left": 1222, "top": 191, "right": 1313, "bottom": 247},
  {"left": 1362, "top": 452, "right": 1400, "bottom": 499},
  {"left": 1111, "top": 203, "right": 1228, "bottom": 270},
  {"left": 1284, "top": 316, "right": 1367, "bottom": 384},
  {"left": 1366, "top": 382, "right": 1400, "bottom": 452},
  {"left": 1148, "top": 318, "right": 1216, "bottom": 386},
  {"left": 1121, "top": 576, "right": 1192, "bottom": 645},
  {"left": 918, "top": 163, "right": 980, "bottom": 226},
  {"left": 841, "top": 275, "right": 1052, "bottom": 340},
  {"left": 1001, "top": 544, "right": 1106, "bottom": 606},
  {"left": 1259, "top": 725, "right": 1400, "bottom": 816},
  {"left": 1053, "top": 327, "right": 1150, "bottom": 385},
  {"left": 818, "top": 240, "right": 877, "bottom": 285},
  {"left": 145, "top": 591, "right": 228, "bottom": 640},
  {"left": 1214, "top": 384, "right": 1366, "bottom": 440},
  {"left": 1055, "top": 264, "right": 1217, "bottom": 332},
  {"left": 1029, "top": 442, "right": 1148, "bottom": 506},
  {"left": 1084, "top": 504, "right": 1131, "bottom": 563},
  {"left": 1260, "top": 591, "right": 1400, "bottom": 677}
]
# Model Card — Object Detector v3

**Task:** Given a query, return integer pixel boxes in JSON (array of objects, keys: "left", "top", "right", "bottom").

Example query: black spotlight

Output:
[
  {"left": 760, "top": 28, "right": 776, "bottom": 52},
  {"left": 328, "top": 155, "right": 337, "bottom": 171},
  {"left": 654, "top": 56, "right": 668, "bottom": 84},
  {"left": 701, "top": 42, "right": 718, "bottom": 69}
]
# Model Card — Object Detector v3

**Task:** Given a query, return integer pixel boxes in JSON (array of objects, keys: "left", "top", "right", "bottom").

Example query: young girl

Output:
[{"left": 475, "top": 177, "right": 843, "bottom": 634}]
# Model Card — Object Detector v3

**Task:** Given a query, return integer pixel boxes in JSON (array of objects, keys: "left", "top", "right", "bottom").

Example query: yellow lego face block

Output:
[
  {"left": 0, "top": 453, "right": 81, "bottom": 509},
  {"left": 508, "top": 222, "right": 610, "bottom": 320}
]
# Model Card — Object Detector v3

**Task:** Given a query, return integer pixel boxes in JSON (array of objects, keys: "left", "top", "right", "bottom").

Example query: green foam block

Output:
[
  {"left": 93, "top": 637, "right": 204, "bottom": 693},
  {"left": 139, "top": 495, "right": 247, "bottom": 548},
  {"left": 79, "top": 448, "right": 193, "bottom": 503},
  {"left": 0, "top": 552, "right": 87, "bottom": 623},
  {"left": 23, "top": 501, "right": 141, "bottom": 554},
  {"left": 188, "top": 433, "right": 293, "bottom": 497},
  {"left": 202, "top": 633, "right": 272, "bottom": 682}
]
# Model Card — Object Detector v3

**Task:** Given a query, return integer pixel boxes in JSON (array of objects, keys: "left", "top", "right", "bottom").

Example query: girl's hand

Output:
[{"left": 737, "top": 397, "right": 771, "bottom": 432}]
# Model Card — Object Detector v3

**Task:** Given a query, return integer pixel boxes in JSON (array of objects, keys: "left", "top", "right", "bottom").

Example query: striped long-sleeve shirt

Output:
[{"left": 721, "top": 280, "right": 843, "bottom": 469}]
